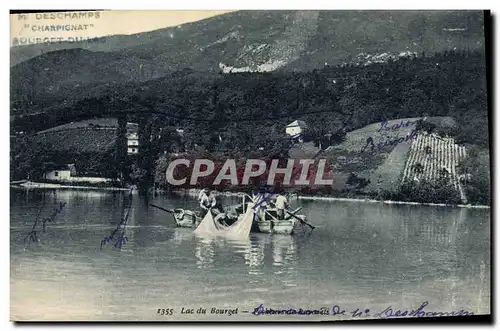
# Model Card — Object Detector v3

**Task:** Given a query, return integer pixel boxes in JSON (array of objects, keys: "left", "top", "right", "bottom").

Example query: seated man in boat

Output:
[
  {"left": 200, "top": 190, "right": 225, "bottom": 218},
  {"left": 208, "top": 191, "right": 239, "bottom": 226}
]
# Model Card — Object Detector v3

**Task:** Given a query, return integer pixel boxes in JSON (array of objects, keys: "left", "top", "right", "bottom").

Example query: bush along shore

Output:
[
  {"left": 165, "top": 187, "right": 490, "bottom": 209},
  {"left": 11, "top": 182, "right": 489, "bottom": 208}
]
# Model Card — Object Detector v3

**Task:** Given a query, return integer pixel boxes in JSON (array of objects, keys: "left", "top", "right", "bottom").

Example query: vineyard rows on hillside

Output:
[
  {"left": 35, "top": 127, "right": 117, "bottom": 153},
  {"left": 402, "top": 132, "right": 467, "bottom": 201}
]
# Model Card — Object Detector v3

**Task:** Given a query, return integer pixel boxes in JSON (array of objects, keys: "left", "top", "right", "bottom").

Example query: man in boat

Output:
[
  {"left": 199, "top": 189, "right": 212, "bottom": 219},
  {"left": 208, "top": 190, "right": 225, "bottom": 215},
  {"left": 251, "top": 188, "right": 261, "bottom": 204},
  {"left": 198, "top": 188, "right": 209, "bottom": 202},
  {"left": 254, "top": 188, "right": 273, "bottom": 221},
  {"left": 272, "top": 192, "right": 289, "bottom": 221},
  {"left": 200, "top": 190, "right": 225, "bottom": 218},
  {"left": 207, "top": 190, "right": 238, "bottom": 226}
]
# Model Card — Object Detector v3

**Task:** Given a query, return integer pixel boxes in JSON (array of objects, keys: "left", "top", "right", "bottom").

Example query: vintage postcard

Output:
[{"left": 10, "top": 10, "right": 491, "bottom": 322}]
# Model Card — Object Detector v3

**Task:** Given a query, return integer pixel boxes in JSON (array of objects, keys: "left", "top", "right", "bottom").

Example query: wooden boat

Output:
[
  {"left": 172, "top": 209, "right": 239, "bottom": 228},
  {"left": 171, "top": 208, "right": 199, "bottom": 228},
  {"left": 150, "top": 204, "right": 239, "bottom": 228},
  {"left": 151, "top": 195, "right": 314, "bottom": 235},
  {"left": 149, "top": 204, "right": 198, "bottom": 228},
  {"left": 251, "top": 207, "right": 308, "bottom": 235},
  {"left": 239, "top": 194, "right": 312, "bottom": 235}
]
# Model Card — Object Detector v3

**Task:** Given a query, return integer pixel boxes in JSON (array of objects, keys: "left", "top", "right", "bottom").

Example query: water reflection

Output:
[
  {"left": 271, "top": 235, "right": 298, "bottom": 287},
  {"left": 172, "top": 228, "right": 194, "bottom": 244},
  {"left": 194, "top": 235, "right": 216, "bottom": 270},
  {"left": 10, "top": 188, "right": 491, "bottom": 320},
  {"left": 475, "top": 260, "right": 489, "bottom": 313},
  {"left": 245, "top": 235, "right": 270, "bottom": 277},
  {"left": 190, "top": 231, "right": 300, "bottom": 286},
  {"left": 396, "top": 207, "right": 473, "bottom": 249}
]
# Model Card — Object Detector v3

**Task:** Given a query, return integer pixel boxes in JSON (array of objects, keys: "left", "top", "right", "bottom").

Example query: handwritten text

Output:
[
  {"left": 250, "top": 302, "right": 473, "bottom": 318},
  {"left": 24, "top": 200, "right": 66, "bottom": 245},
  {"left": 378, "top": 119, "right": 420, "bottom": 133},
  {"left": 362, "top": 130, "right": 418, "bottom": 153},
  {"left": 100, "top": 190, "right": 133, "bottom": 249}
]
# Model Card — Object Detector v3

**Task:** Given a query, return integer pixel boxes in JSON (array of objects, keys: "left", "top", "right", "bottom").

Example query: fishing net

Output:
[{"left": 194, "top": 203, "right": 255, "bottom": 238}]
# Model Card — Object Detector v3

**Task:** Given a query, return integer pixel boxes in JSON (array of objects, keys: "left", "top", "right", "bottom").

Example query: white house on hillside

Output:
[
  {"left": 43, "top": 163, "right": 113, "bottom": 184},
  {"left": 127, "top": 132, "right": 139, "bottom": 154},
  {"left": 44, "top": 164, "right": 77, "bottom": 180},
  {"left": 286, "top": 120, "right": 308, "bottom": 142}
]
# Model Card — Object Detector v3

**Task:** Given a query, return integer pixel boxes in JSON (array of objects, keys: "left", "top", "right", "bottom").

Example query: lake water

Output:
[{"left": 10, "top": 188, "right": 490, "bottom": 321}]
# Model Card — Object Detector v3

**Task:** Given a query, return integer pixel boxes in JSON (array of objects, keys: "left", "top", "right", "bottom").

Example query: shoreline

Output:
[
  {"left": 296, "top": 195, "right": 490, "bottom": 209},
  {"left": 171, "top": 188, "right": 490, "bottom": 209},
  {"left": 10, "top": 181, "right": 131, "bottom": 192},
  {"left": 10, "top": 183, "right": 490, "bottom": 209}
]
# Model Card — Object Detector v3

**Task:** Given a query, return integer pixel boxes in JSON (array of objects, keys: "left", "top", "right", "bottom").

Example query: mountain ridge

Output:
[{"left": 11, "top": 10, "right": 486, "bottom": 113}]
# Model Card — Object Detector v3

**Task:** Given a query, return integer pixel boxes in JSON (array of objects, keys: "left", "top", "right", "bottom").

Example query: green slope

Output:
[{"left": 317, "top": 116, "right": 457, "bottom": 193}]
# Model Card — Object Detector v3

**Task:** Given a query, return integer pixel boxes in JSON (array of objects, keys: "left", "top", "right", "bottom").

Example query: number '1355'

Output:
[{"left": 157, "top": 308, "right": 174, "bottom": 315}]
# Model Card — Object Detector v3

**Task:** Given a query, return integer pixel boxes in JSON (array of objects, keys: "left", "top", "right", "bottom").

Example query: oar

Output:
[
  {"left": 149, "top": 204, "right": 175, "bottom": 214},
  {"left": 287, "top": 207, "right": 303, "bottom": 216},
  {"left": 285, "top": 208, "right": 315, "bottom": 230}
]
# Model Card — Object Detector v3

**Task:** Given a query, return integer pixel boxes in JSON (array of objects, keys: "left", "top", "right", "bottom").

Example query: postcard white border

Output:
[{"left": 3, "top": 1, "right": 497, "bottom": 330}]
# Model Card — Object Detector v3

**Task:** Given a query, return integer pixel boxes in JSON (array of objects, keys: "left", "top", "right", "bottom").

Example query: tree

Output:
[
  {"left": 459, "top": 148, "right": 491, "bottom": 205},
  {"left": 10, "top": 136, "right": 56, "bottom": 181}
]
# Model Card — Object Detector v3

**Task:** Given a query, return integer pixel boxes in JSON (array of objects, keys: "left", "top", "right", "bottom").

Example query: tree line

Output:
[{"left": 10, "top": 49, "right": 490, "bottom": 204}]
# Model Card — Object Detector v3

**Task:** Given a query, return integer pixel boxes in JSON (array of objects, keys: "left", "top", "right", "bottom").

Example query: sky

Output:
[{"left": 10, "top": 10, "right": 234, "bottom": 46}]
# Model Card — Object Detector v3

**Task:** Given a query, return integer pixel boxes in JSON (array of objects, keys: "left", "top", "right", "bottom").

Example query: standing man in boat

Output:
[
  {"left": 251, "top": 188, "right": 261, "bottom": 204},
  {"left": 273, "top": 192, "right": 289, "bottom": 221},
  {"left": 251, "top": 186, "right": 273, "bottom": 222},
  {"left": 199, "top": 189, "right": 211, "bottom": 219},
  {"left": 198, "top": 188, "right": 209, "bottom": 202},
  {"left": 208, "top": 190, "right": 225, "bottom": 215}
]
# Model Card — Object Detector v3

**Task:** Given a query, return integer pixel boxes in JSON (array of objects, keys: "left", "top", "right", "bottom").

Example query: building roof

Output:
[
  {"left": 42, "top": 163, "right": 78, "bottom": 176},
  {"left": 286, "top": 120, "right": 308, "bottom": 128},
  {"left": 37, "top": 119, "right": 138, "bottom": 135},
  {"left": 43, "top": 162, "right": 71, "bottom": 171}
]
